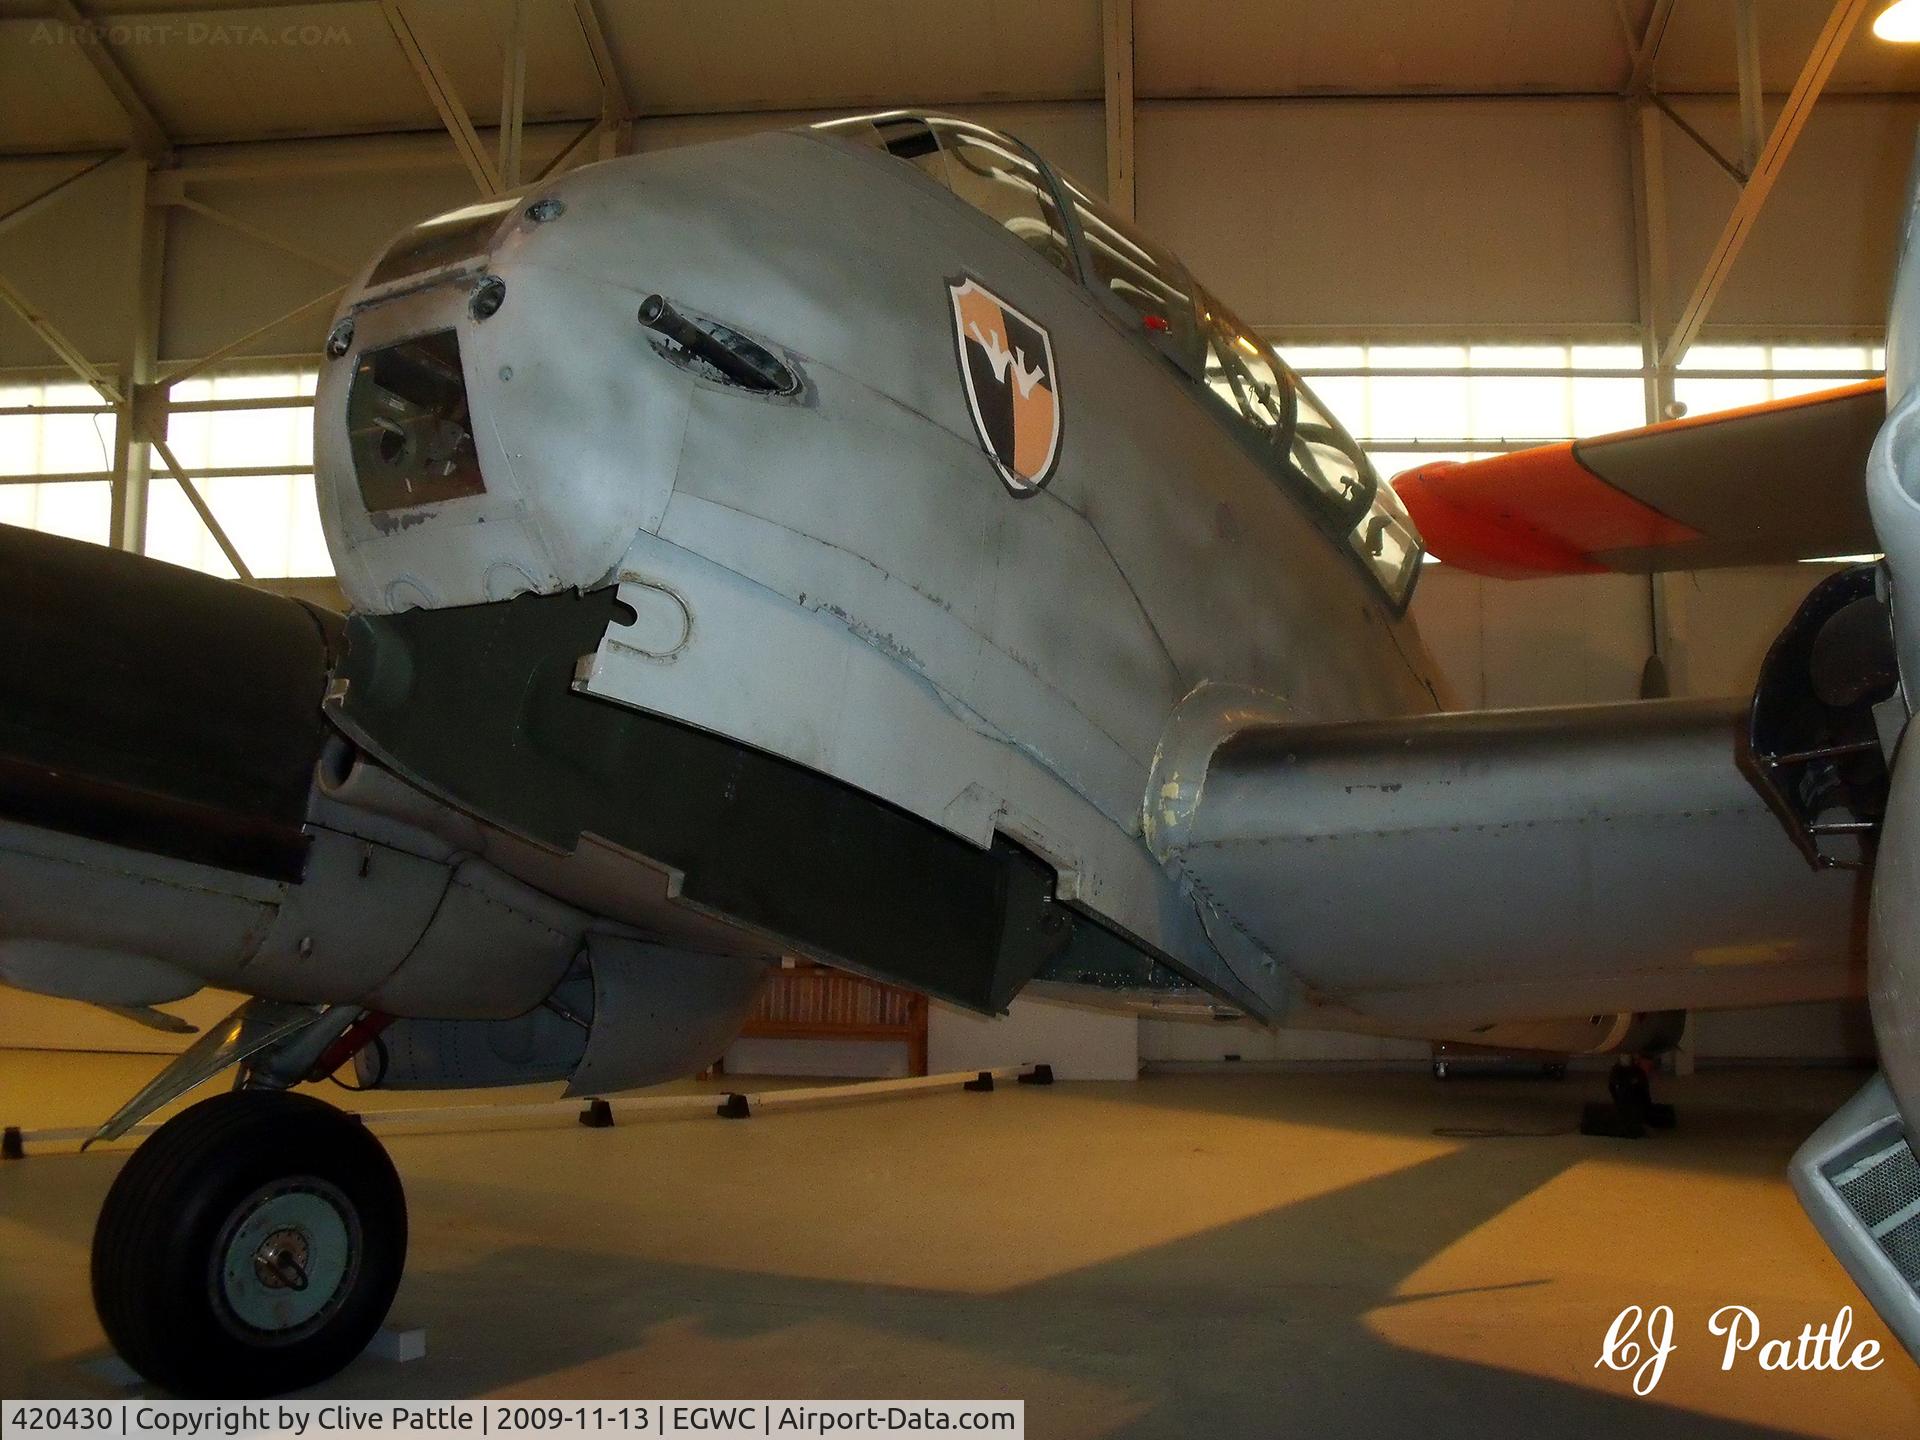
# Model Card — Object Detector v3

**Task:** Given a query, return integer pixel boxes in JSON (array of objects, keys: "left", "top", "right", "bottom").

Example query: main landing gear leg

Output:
[
  {"left": 1578, "top": 1056, "right": 1678, "bottom": 1139},
  {"left": 85, "top": 999, "right": 407, "bottom": 1396},
  {"left": 91, "top": 1089, "right": 408, "bottom": 1396}
]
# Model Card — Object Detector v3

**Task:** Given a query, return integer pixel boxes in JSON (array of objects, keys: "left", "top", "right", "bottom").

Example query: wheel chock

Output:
[
  {"left": 578, "top": 1098, "right": 614, "bottom": 1129},
  {"left": 717, "top": 1092, "right": 751, "bottom": 1119},
  {"left": 963, "top": 1071, "right": 995, "bottom": 1092},
  {"left": 1018, "top": 1064, "right": 1055, "bottom": 1086}
]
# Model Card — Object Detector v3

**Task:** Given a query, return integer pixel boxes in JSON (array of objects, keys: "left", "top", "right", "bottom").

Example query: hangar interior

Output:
[
  {"left": 2, "top": 0, "right": 1907, "bottom": 1068},
  {"left": 4, "top": 0, "right": 1920, "bottom": 1432}
]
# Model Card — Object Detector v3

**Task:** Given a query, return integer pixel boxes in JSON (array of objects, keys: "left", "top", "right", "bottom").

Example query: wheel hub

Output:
[
  {"left": 253, "top": 1227, "right": 312, "bottom": 1292},
  {"left": 213, "top": 1181, "right": 359, "bottom": 1339}
]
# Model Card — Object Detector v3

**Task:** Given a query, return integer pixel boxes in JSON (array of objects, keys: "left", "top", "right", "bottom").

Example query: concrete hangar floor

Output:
[{"left": 2, "top": 1055, "right": 1918, "bottom": 1438}]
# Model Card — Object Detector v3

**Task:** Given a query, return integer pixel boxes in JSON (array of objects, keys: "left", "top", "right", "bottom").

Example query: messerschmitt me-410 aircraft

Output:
[{"left": 3, "top": 110, "right": 1918, "bottom": 1393}]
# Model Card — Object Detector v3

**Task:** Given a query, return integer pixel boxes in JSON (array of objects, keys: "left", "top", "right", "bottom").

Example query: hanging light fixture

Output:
[{"left": 1874, "top": 0, "right": 1920, "bottom": 42}]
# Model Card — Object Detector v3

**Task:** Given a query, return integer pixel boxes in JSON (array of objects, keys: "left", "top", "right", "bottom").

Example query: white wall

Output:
[
  {"left": 928, "top": 996, "right": 1138, "bottom": 1082},
  {"left": 1139, "top": 98, "right": 1640, "bottom": 332},
  {"left": 723, "top": 1036, "right": 912, "bottom": 1079}
]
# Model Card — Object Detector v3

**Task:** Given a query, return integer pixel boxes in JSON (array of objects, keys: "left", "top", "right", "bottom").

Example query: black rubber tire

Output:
[{"left": 91, "top": 1089, "right": 406, "bottom": 1397}]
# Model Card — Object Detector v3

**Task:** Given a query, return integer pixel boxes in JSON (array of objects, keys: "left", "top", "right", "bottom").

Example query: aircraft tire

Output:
[{"left": 91, "top": 1089, "right": 407, "bottom": 1396}]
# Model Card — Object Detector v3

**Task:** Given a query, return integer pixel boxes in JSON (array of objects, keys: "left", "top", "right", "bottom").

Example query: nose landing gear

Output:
[{"left": 90, "top": 1090, "right": 406, "bottom": 1397}]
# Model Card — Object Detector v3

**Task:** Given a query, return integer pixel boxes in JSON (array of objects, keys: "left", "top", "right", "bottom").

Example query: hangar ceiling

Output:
[{"left": 2, "top": 0, "right": 1918, "bottom": 157}]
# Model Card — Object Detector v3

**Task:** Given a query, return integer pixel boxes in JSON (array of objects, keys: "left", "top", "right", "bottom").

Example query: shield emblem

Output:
[{"left": 947, "top": 277, "right": 1062, "bottom": 495}]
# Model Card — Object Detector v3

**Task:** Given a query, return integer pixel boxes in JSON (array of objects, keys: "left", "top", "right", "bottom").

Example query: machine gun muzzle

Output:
[{"left": 637, "top": 294, "right": 795, "bottom": 394}]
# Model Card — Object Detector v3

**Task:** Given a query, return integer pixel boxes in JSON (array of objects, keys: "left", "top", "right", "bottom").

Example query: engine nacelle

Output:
[
  {"left": 1798, "top": 155, "right": 1920, "bottom": 1361},
  {"left": 360, "top": 938, "right": 770, "bottom": 1096}
]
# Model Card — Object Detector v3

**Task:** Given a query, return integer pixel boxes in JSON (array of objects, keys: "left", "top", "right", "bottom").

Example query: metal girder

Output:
[
  {"left": 1629, "top": 102, "right": 1673, "bottom": 426},
  {"left": 109, "top": 163, "right": 163, "bottom": 551},
  {"left": 569, "top": 0, "right": 630, "bottom": 123},
  {"left": 1101, "top": 0, "right": 1135, "bottom": 219},
  {"left": 377, "top": 0, "right": 503, "bottom": 196},
  {"left": 159, "top": 284, "right": 345, "bottom": 388},
  {"left": 0, "top": 151, "right": 122, "bottom": 238},
  {"left": 1734, "top": 0, "right": 1766, "bottom": 176},
  {"left": 167, "top": 193, "right": 354, "bottom": 280},
  {"left": 499, "top": 0, "right": 528, "bottom": 191},
  {"left": 1659, "top": 0, "right": 1874, "bottom": 367},
  {"left": 1625, "top": 0, "right": 1678, "bottom": 95},
  {"left": 0, "top": 269, "right": 121, "bottom": 403},
  {"left": 534, "top": 118, "right": 605, "bottom": 184},
  {"left": 1650, "top": 93, "right": 1747, "bottom": 184},
  {"left": 49, "top": 1, "right": 170, "bottom": 160},
  {"left": 1628, "top": 98, "right": 1676, "bottom": 684},
  {"left": 150, "top": 435, "right": 255, "bottom": 581}
]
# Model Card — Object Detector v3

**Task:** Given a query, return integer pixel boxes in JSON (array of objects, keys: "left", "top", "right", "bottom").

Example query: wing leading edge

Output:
[{"left": 1392, "top": 379, "right": 1884, "bottom": 578}]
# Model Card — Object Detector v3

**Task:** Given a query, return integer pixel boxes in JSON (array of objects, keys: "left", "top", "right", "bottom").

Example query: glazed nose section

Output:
[
  {"left": 346, "top": 329, "right": 486, "bottom": 517},
  {"left": 316, "top": 195, "right": 690, "bottom": 615}
]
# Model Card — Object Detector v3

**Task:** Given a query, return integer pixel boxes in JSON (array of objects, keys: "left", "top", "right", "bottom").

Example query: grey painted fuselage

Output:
[{"left": 309, "top": 119, "right": 1859, "bottom": 1036}]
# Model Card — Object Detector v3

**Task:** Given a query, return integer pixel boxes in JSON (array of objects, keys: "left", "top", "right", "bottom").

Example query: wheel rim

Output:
[{"left": 210, "top": 1179, "right": 361, "bottom": 1342}]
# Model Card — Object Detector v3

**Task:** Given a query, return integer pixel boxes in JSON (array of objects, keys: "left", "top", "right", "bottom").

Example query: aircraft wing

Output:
[{"left": 1391, "top": 379, "right": 1884, "bottom": 578}]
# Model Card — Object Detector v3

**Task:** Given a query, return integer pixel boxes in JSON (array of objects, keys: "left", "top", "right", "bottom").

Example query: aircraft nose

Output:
[{"left": 345, "top": 328, "right": 486, "bottom": 520}]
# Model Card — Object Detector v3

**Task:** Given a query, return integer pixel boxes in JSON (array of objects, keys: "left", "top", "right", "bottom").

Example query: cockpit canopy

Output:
[{"left": 811, "top": 111, "right": 1424, "bottom": 608}]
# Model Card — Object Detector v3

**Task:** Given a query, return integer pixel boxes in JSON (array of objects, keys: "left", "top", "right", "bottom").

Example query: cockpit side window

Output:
[
  {"left": 1194, "top": 289, "right": 1423, "bottom": 606},
  {"left": 812, "top": 114, "right": 1424, "bottom": 606},
  {"left": 926, "top": 121, "right": 1078, "bottom": 280},
  {"left": 1201, "top": 297, "right": 1292, "bottom": 446},
  {"left": 1286, "top": 368, "right": 1423, "bottom": 606},
  {"left": 1057, "top": 176, "right": 1204, "bottom": 379},
  {"left": 1286, "top": 375, "right": 1367, "bottom": 516},
  {"left": 813, "top": 114, "right": 1077, "bottom": 281}
]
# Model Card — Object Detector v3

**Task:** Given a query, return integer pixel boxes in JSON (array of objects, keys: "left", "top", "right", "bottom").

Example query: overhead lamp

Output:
[{"left": 1874, "top": 0, "right": 1920, "bottom": 42}]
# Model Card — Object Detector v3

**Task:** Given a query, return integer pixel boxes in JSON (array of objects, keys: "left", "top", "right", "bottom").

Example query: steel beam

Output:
[
  {"left": 109, "top": 164, "right": 164, "bottom": 551},
  {"left": 1659, "top": 0, "right": 1873, "bottom": 367},
  {"left": 1650, "top": 94, "right": 1747, "bottom": 184},
  {"left": 534, "top": 118, "right": 605, "bottom": 184},
  {"left": 0, "top": 270, "right": 120, "bottom": 403},
  {"left": 598, "top": 120, "right": 631, "bottom": 163},
  {"left": 5, "top": 464, "right": 313, "bottom": 486},
  {"left": 167, "top": 194, "right": 354, "bottom": 279},
  {"left": 499, "top": 0, "right": 528, "bottom": 190},
  {"left": 1734, "top": 0, "right": 1766, "bottom": 176},
  {"left": 569, "top": 0, "right": 630, "bottom": 123},
  {"left": 0, "top": 151, "right": 122, "bottom": 238},
  {"left": 1101, "top": 0, "right": 1135, "bottom": 218},
  {"left": 1629, "top": 102, "right": 1674, "bottom": 426},
  {"left": 1626, "top": 0, "right": 1678, "bottom": 95},
  {"left": 159, "top": 285, "right": 345, "bottom": 388},
  {"left": 49, "top": 1, "right": 170, "bottom": 160},
  {"left": 150, "top": 436, "right": 254, "bottom": 581},
  {"left": 377, "top": 0, "right": 503, "bottom": 196}
]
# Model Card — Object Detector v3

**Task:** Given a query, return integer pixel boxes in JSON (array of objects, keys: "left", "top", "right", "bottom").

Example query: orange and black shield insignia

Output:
[{"left": 948, "top": 277, "right": 1061, "bottom": 495}]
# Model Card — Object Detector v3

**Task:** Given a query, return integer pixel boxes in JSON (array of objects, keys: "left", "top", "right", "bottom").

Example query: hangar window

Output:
[
  {"left": 1276, "top": 340, "right": 1885, "bottom": 501},
  {"left": 0, "top": 366, "right": 328, "bottom": 579},
  {"left": 0, "top": 378, "right": 115, "bottom": 545},
  {"left": 145, "top": 367, "right": 330, "bottom": 579},
  {"left": 815, "top": 114, "right": 1077, "bottom": 280}
]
